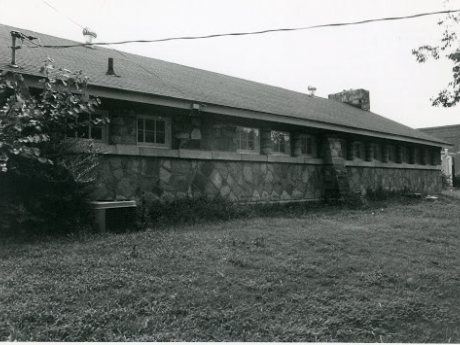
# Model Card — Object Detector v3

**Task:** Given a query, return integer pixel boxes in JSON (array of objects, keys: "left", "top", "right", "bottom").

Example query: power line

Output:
[
  {"left": 42, "top": 0, "right": 84, "bottom": 29},
  {"left": 34, "top": 9, "right": 460, "bottom": 49},
  {"left": 38, "top": 0, "right": 188, "bottom": 98}
]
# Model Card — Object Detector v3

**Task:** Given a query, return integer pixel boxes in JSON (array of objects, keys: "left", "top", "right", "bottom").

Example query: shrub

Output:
[
  {"left": 440, "top": 170, "right": 452, "bottom": 189},
  {"left": 0, "top": 60, "right": 106, "bottom": 235}
]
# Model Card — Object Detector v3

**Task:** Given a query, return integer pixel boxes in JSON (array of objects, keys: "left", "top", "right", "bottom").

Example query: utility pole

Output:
[{"left": 9, "top": 31, "right": 38, "bottom": 68}]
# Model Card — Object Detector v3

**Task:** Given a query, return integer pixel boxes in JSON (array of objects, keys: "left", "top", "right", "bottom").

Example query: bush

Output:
[
  {"left": 440, "top": 171, "right": 452, "bottom": 189},
  {"left": 0, "top": 61, "right": 105, "bottom": 236},
  {"left": 0, "top": 141, "right": 100, "bottom": 235}
]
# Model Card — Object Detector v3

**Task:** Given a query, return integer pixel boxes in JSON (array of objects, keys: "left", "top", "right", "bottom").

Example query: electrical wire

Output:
[
  {"left": 38, "top": 0, "right": 188, "bottom": 98},
  {"left": 34, "top": 8, "right": 460, "bottom": 49},
  {"left": 42, "top": 0, "right": 84, "bottom": 29}
]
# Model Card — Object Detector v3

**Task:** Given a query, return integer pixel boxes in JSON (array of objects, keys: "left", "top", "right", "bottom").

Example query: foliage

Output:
[
  {"left": 0, "top": 59, "right": 107, "bottom": 234},
  {"left": 412, "top": 4, "right": 460, "bottom": 107},
  {"left": 440, "top": 169, "right": 452, "bottom": 188}
]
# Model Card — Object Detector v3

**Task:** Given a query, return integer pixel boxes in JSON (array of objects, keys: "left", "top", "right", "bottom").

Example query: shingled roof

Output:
[{"left": 0, "top": 23, "right": 446, "bottom": 146}]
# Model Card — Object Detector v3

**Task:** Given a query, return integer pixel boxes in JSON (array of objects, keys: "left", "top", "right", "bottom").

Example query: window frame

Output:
[
  {"left": 66, "top": 110, "right": 108, "bottom": 143},
  {"left": 271, "top": 130, "right": 291, "bottom": 155},
  {"left": 354, "top": 141, "right": 365, "bottom": 160},
  {"left": 299, "top": 134, "right": 316, "bottom": 157},
  {"left": 136, "top": 115, "right": 171, "bottom": 148},
  {"left": 372, "top": 143, "right": 382, "bottom": 161},
  {"left": 236, "top": 126, "right": 260, "bottom": 154},
  {"left": 387, "top": 145, "right": 396, "bottom": 163}
]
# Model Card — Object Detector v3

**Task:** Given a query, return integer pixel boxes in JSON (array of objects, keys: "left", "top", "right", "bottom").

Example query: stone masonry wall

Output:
[
  {"left": 93, "top": 156, "right": 325, "bottom": 204},
  {"left": 347, "top": 167, "right": 441, "bottom": 195}
]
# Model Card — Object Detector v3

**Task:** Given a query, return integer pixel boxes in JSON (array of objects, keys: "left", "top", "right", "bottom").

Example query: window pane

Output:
[
  {"left": 145, "top": 119, "right": 155, "bottom": 132},
  {"left": 280, "top": 138, "right": 285, "bottom": 152},
  {"left": 91, "top": 126, "right": 103, "bottom": 140},
  {"left": 138, "top": 119, "right": 144, "bottom": 142},
  {"left": 283, "top": 135, "right": 290, "bottom": 154},
  {"left": 237, "top": 127, "right": 242, "bottom": 140},
  {"left": 156, "top": 131, "right": 165, "bottom": 144},
  {"left": 271, "top": 131, "right": 290, "bottom": 153},
  {"left": 301, "top": 137, "right": 307, "bottom": 155},
  {"left": 237, "top": 127, "right": 259, "bottom": 151},
  {"left": 306, "top": 137, "right": 312, "bottom": 154},
  {"left": 156, "top": 120, "right": 165, "bottom": 133},
  {"left": 77, "top": 127, "right": 89, "bottom": 139},
  {"left": 248, "top": 129, "right": 254, "bottom": 141},
  {"left": 145, "top": 131, "right": 155, "bottom": 143}
]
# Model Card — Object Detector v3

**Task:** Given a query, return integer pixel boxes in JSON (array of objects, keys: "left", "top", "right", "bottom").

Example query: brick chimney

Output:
[{"left": 328, "top": 89, "right": 370, "bottom": 111}]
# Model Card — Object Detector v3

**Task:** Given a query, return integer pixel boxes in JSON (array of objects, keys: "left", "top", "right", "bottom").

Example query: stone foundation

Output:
[
  {"left": 347, "top": 166, "right": 441, "bottom": 195},
  {"left": 93, "top": 156, "right": 325, "bottom": 204}
]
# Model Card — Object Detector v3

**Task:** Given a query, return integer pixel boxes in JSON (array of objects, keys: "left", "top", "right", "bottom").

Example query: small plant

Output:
[{"left": 440, "top": 170, "right": 452, "bottom": 189}]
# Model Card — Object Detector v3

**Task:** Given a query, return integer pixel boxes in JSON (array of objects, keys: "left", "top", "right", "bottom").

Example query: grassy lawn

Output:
[{"left": 1, "top": 197, "right": 460, "bottom": 342}]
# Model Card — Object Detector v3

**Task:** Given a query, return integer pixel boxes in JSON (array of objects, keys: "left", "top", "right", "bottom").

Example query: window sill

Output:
[
  {"left": 237, "top": 150, "right": 260, "bottom": 155},
  {"left": 76, "top": 143, "right": 325, "bottom": 164},
  {"left": 70, "top": 143, "right": 439, "bottom": 170},
  {"left": 345, "top": 160, "right": 440, "bottom": 170}
]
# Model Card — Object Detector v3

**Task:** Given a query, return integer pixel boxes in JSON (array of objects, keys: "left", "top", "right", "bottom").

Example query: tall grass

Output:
[{"left": 1, "top": 196, "right": 459, "bottom": 341}]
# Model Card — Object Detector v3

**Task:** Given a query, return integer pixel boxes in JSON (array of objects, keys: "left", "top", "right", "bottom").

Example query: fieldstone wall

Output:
[
  {"left": 347, "top": 167, "right": 441, "bottom": 195},
  {"left": 92, "top": 156, "right": 325, "bottom": 204}
]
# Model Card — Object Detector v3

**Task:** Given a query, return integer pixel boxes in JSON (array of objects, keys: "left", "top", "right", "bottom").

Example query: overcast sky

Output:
[{"left": 1, "top": 0, "right": 460, "bottom": 128}]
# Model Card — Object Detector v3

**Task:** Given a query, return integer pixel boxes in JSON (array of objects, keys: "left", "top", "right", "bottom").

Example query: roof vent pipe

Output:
[{"left": 106, "top": 58, "right": 116, "bottom": 76}]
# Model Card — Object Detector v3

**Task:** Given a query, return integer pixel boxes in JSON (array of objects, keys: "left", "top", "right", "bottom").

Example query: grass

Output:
[
  {"left": 443, "top": 188, "right": 460, "bottom": 200},
  {"left": 1, "top": 196, "right": 460, "bottom": 341}
]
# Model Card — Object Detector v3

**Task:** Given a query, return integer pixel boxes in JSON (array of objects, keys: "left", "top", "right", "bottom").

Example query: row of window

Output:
[
  {"left": 67, "top": 113, "right": 171, "bottom": 148},
  {"left": 350, "top": 141, "right": 437, "bottom": 165},
  {"left": 66, "top": 114, "right": 437, "bottom": 165},
  {"left": 67, "top": 115, "right": 315, "bottom": 156}
]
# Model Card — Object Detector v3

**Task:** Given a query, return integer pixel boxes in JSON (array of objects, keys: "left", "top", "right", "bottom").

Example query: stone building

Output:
[
  {"left": 418, "top": 124, "right": 460, "bottom": 186},
  {"left": 0, "top": 24, "right": 447, "bottom": 205}
]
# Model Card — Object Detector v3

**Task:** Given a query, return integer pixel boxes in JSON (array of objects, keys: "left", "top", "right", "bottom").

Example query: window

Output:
[
  {"left": 354, "top": 141, "right": 365, "bottom": 160},
  {"left": 409, "top": 146, "right": 420, "bottom": 164},
  {"left": 372, "top": 143, "right": 382, "bottom": 161},
  {"left": 271, "top": 131, "right": 291, "bottom": 155},
  {"left": 387, "top": 145, "right": 396, "bottom": 162},
  {"left": 237, "top": 127, "right": 260, "bottom": 153},
  {"left": 300, "top": 135, "right": 315, "bottom": 156},
  {"left": 66, "top": 110, "right": 108, "bottom": 142},
  {"left": 430, "top": 150, "right": 439, "bottom": 165},
  {"left": 137, "top": 115, "right": 171, "bottom": 147}
]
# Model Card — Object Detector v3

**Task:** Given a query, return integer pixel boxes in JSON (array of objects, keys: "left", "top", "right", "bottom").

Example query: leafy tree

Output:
[
  {"left": 0, "top": 58, "right": 107, "bottom": 234},
  {"left": 413, "top": 7, "right": 460, "bottom": 107}
]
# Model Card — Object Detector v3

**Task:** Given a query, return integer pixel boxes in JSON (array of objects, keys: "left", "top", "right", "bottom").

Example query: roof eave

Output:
[{"left": 18, "top": 73, "right": 448, "bottom": 148}]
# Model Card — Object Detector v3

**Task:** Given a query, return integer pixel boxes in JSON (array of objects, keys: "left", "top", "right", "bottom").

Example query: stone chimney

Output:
[{"left": 328, "top": 89, "right": 370, "bottom": 111}]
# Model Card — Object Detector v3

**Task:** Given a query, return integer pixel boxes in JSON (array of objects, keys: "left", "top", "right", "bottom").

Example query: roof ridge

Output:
[
  {"left": 418, "top": 124, "right": 460, "bottom": 130},
  {"left": 0, "top": 23, "right": 325, "bottom": 99}
]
